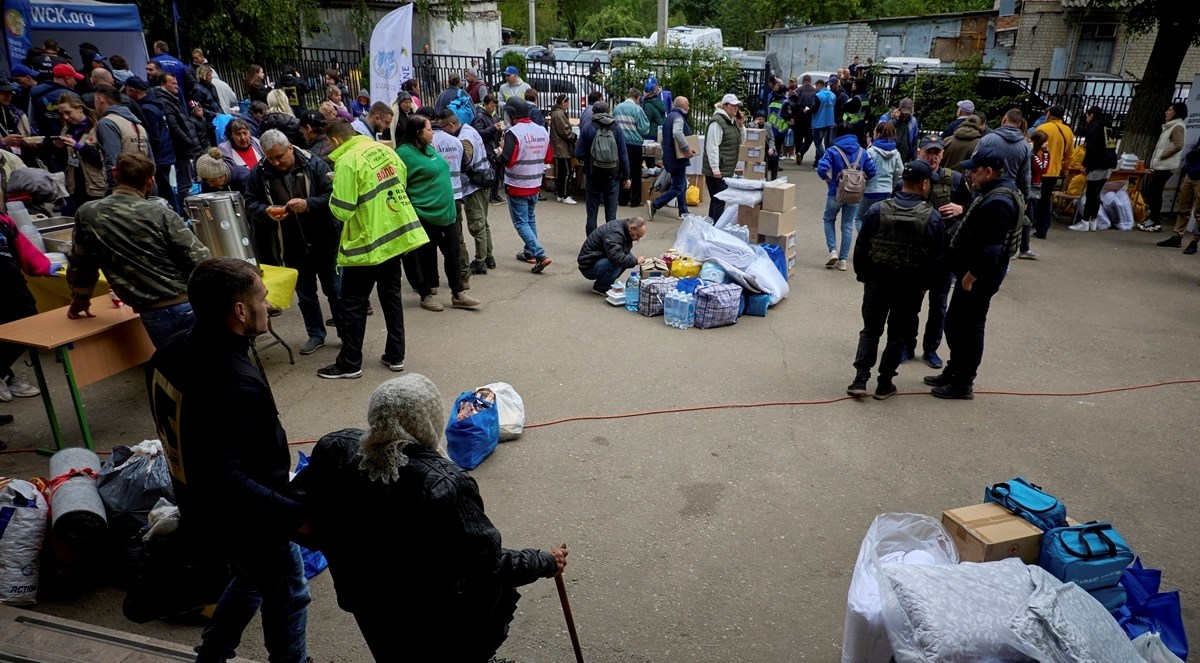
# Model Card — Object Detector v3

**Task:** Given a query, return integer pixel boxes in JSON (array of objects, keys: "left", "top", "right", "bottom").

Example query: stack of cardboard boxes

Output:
[
  {"left": 758, "top": 182, "right": 797, "bottom": 279},
  {"left": 736, "top": 128, "right": 769, "bottom": 181}
]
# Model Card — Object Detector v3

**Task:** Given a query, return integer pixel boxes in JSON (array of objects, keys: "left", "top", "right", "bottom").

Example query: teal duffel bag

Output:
[{"left": 1039, "top": 521, "right": 1134, "bottom": 591}]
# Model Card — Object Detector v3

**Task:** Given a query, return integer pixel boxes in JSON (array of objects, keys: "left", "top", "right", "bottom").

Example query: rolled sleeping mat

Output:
[{"left": 47, "top": 447, "right": 107, "bottom": 544}]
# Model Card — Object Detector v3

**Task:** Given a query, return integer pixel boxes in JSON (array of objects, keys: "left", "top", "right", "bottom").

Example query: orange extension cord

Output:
[{"left": 2, "top": 378, "right": 1197, "bottom": 456}]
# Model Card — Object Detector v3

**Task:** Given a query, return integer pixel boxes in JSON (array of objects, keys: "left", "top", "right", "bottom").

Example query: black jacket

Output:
[
  {"left": 578, "top": 218, "right": 638, "bottom": 271},
  {"left": 789, "top": 84, "right": 819, "bottom": 130},
  {"left": 853, "top": 191, "right": 945, "bottom": 288},
  {"left": 259, "top": 112, "right": 306, "bottom": 149},
  {"left": 290, "top": 429, "right": 556, "bottom": 618},
  {"left": 472, "top": 105, "right": 502, "bottom": 155},
  {"left": 188, "top": 113, "right": 213, "bottom": 151},
  {"left": 1082, "top": 114, "right": 1118, "bottom": 172},
  {"left": 149, "top": 326, "right": 303, "bottom": 546},
  {"left": 137, "top": 95, "right": 176, "bottom": 166},
  {"left": 191, "top": 80, "right": 222, "bottom": 117},
  {"left": 152, "top": 87, "right": 201, "bottom": 159},
  {"left": 244, "top": 147, "right": 336, "bottom": 264},
  {"left": 948, "top": 176, "right": 1021, "bottom": 284}
]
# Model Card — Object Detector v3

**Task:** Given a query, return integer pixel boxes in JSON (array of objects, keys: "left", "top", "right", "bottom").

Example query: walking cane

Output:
[{"left": 554, "top": 543, "right": 584, "bottom": 663}]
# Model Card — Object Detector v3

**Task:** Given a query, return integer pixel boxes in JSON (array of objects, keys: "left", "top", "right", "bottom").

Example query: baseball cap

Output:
[
  {"left": 123, "top": 75, "right": 149, "bottom": 91},
  {"left": 919, "top": 135, "right": 944, "bottom": 152},
  {"left": 0, "top": 80, "right": 16, "bottom": 92},
  {"left": 504, "top": 65, "right": 518, "bottom": 76},
  {"left": 788, "top": 76, "right": 797, "bottom": 83},
  {"left": 719, "top": 93, "right": 741, "bottom": 106},
  {"left": 298, "top": 109, "right": 326, "bottom": 129},
  {"left": 10, "top": 64, "right": 34, "bottom": 78},
  {"left": 959, "top": 145, "right": 1007, "bottom": 171},
  {"left": 957, "top": 99, "right": 975, "bottom": 114},
  {"left": 902, "top": 160, "right": 933, "bottom": 183},
  {"left": 898, "top": 97, "right": 914, "bottom": 112},
  {"left": 91, "top": 53, "right": 106, "bottom": 62},
  {"left": 52, "top": 63, "right": 84, "bottom": 80}
]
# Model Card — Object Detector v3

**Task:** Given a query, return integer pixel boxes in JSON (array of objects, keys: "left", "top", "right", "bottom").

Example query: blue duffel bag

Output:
[
  {"left": 984, "top": 477, "right": 1067, "bottom": 532},
  {"left": 1039, "top": 521, "right": 1134, "bottom": 591},
  {"left": 446, "top": 391, "right": 500, "bottom": 470}
]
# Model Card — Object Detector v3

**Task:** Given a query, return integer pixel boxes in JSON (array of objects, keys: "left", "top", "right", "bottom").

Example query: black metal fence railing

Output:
[
  {"left": 209, "top": 46, "right": 366, "bottom": 111},
  {"left": 1036, "top": 77, "right": 1192, "bottom": 137}
]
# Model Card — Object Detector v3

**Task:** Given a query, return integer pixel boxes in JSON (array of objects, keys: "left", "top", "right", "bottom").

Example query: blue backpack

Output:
[
  {"left": 1039, "top": 521, "right": 1134, "bottom": 592},
  {"left": 983, "top": 477, "right": 1067, "bottom": 532},
  {"left": 449, "top": 90, "right": 476, "bottom": 126}
]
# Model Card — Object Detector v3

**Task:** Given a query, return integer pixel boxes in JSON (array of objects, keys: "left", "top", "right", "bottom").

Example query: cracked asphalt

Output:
[{"left": 4, "top": 157, "right": 1199, "bottom": 661}]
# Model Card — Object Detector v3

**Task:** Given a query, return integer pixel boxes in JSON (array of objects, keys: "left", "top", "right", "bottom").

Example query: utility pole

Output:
[
  {"left": 657, "top": 0, "right": 668, "bottom": 47},
  {"left": 529, "top": 0, "right": 537, "bottom": 46}
]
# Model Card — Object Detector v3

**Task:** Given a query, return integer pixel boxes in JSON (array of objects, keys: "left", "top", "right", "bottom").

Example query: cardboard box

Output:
[
  {"left": 758, "top": 208, "right": 797, "bottom": 236},
  {"left": 675, "top": 134, "right": 700, "bottom": 159},
  {"left": 739, "top": 145, "right": 766, "bottom": 163},
  {"left": 642, "top": 142, "right": 662, "bottom": 158},
  {"left": 758, "top": 231, "right": 797, "bottom": 253},
  {"left": 640, "top": 176, "right": 655, "bottom": 207},
  {"left": 743, "top": 161, "right": 768, "bottom": 180},
  {"left": 737, "top": 203, "right": 761, "bottom": 237},
  {"left": 942, "top": 503, "right": 1045, "bottom": 564},
  {"left": 744, "top": 128, "right": 767, "bottom": 147},
  {"left": 762, "top": 182, "right": 796, "bottom": 212},
  {"left": 785, "top": 251, "right": 797, "bottom": 279}
]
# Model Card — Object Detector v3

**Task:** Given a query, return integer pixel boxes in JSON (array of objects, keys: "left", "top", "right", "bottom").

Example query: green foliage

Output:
[
  {"left": 610, "top": 45, "right": 745, "bottom": 120},
  {"left": 1097, "top": 0, "right": 1200, "bottom": 44},
  {"left": 578, "top": 0, "right": 653, "bottom": 43},
  {"left": 135, "top": 0, "right": 321, "bottom": 67},
  {"left": 347, "top": 0, "right": 374, "bottom": 46},
  {"left": 496, "top": 0, "right": 565, "bottom": 44},
  {"left": 359, "top": 53, "right": 371, "bottom": 91},
  {"left": 500, "top": 51, "right": 527, "bottom": 78},
  {"left": 893, "top": 54, "right": 1021, "bottom": 130}
]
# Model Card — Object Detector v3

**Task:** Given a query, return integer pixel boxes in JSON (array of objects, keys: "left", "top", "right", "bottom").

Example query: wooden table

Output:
[{"left": 0, "top": 295, "right": 154, "bottom": 455}]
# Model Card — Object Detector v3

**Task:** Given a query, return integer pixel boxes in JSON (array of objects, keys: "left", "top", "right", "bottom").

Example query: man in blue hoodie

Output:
[
  {"left": 811, "top": 80, "right": 837, "bottom": 165},
  {"left": 817, "top": 123, "right": 876, "bottom": 271}
]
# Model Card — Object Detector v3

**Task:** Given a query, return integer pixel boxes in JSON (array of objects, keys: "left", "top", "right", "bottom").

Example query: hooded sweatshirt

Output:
[
  {"left": 941, "top": 120, "right": 984, "bottom": 172},
  {"left": 498, "top": 77, "right": 531, "bottom": 104},
  {"left": 864, "top": 138, "right": 902, "bottom": 196},
  {"left": 977, "top": 124, "right": 1032, "bottom": 198},
  {"left": 575, "top": 113, "right": 630, "bottom": 180}
]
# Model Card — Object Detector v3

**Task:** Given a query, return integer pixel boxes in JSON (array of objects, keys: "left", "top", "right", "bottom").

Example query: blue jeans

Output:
[
  {"left": 507, "top": 194, "right": 545, "bottom": 260},
  {"left": 813, "top": 126, "right": 835, "bottom": 160},
  {"left": 195, "top": 541, "right": 310, "bottom": 663},
  {"left": 585, "top": 174, "right": 618, "bottom": 237},
  {"left": 580, "top": 258, "right": 625, "bottom": 294},
  {"left": 855, "top": 193, "right": 889, "bottom": 233},
  {"left": 823, "top": 196, "right": 857, "bottom": 260},
  {"left": 139, "top": 302, "right": 195, "bottom": 349},
  {"left": 652, "top": 165, "right": 689, "bottom": 215}
]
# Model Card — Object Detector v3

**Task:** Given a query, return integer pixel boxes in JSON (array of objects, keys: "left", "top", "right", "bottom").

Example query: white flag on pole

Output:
[{"left": 369, "top": 5, "right": 414, "bottom": 110}]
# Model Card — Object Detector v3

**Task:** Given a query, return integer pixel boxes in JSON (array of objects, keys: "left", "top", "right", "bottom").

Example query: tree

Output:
[
  {"left": 135, "top": 0, "right": 321, "bottom": 64},
  {"left": 578, "top": 0, "right": 654, "bottom": 43},
  {"left": 1102, "top": 0, "right": 1200, "bottom": 160},
  {"left": 497, "top": 0, "right": 565, "bottom": 44}
]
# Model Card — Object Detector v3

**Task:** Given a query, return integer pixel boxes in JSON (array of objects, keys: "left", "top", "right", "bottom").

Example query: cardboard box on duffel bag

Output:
[{"left": 942, "top": 503, "right": 1044, "bottom": 564}]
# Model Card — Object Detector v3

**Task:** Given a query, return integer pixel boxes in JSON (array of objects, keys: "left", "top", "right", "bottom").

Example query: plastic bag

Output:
[
  {"left": 841, "top": 513, "right": 958, "bottom": 663},
  {"left": 142, "top": 497, "right": 179, "bottom": 541},
  {"left": 715, "top": 186, "right": 762, "bottom": 206},
  {"left": 0, "top": 479, "right": 49, "bottom": 605},
  {"left": 1132, "top": 633, "right": 1185, "bottom": 663},
  {"left": 446, "top": 391, "right": 500, "bottom": 470},
  {"left": 97, "top": 440, "right": 175, "bottom": 530},
  {"left": 1115, "top": 558, "right": 1189, "bottom": 660},
  {"left": 291, "top": 452, "right": 328, "bottom": 580},
  {"left": 686, "top": 184, "right": 700, "bottom": 206},
  {"left": 483, "top": 382, "right": 525, "bottom": 441}
]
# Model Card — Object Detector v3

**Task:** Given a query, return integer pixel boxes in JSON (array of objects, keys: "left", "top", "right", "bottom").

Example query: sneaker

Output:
[
  {"left": 923, "top": 373, "right": 952, "bottom": 387},
  {"left": 531, "top": 256, "right": 552, "bottom": 274},
  {"left": 0, "top": 413, "right": 11, "bottom": 426},
  {"left": 489, "top": 196, "right": 505, "bottom": 206},
  {"left": 299, "top": 338, "right": 324, "bottom": 355},
  {"left": 485, "top": 256, "right": 497, "bottom": 269},
  {"left": 380, "top": 357, "right": 404, "bottom": 372},
  {"left": 516, "top": 251, "right": 535, "bottom": 264},
  {"left": 835, "top": 259, "right": 847, "bottom": 271},
  {"left": 268, "top": 306, "right": 283, "bottom": 317},
  {"left": 317, "top": 364, "right": 362, "bottom": 379},
  {"left": 460, "top": 279, "right": 470, "bottom": 291},
  {"left": 1017, "top": 250, "right": 1038, "bottom": 260},
  {"left": 1157, "top": 235, "right": 1182, "bottom": 248},
  {"left": 452, "top": 293, "right": 481, "bottom": 309},
  {"left": 931, "top": 383, "right": 974, "bottom": 400},
  {"left": 470, "top": 259, "right": 488, "bottom": 275},
  {"left": 0, "top": 381, "right": 10, "bottom": 402},
  {"left": 873, "top": 381, "right": 898, "bottom": 400},
  {"left": 646, "top": 201, "right": 657, "bottom": 221},
  {"left": 923, "top": 351, "right": 943, "bottom": 369},
  {"left": 1185, "top": 240, "right": 1198, "bottom": 255},
  {"left": 561, "top": 196, "right": 578, "bottom": 205},
  {"left": 825, "top": 250, "right": 838, "bottom": 267},
  {"left": 420, "top": 296, "right": 444, "bottom": 312},
  {"left": 1067, "top": 220, "right": 1089, "bottom": 232},
  {"left": 846, "top": 380, "right": 869, "bottom": 397},
  {"left": 1137, "top": 221, "right": 1155, "bottom": 232},
  {"left": 899, "top": 347, "right": 912, "bottom": 364},
  {"left": 1149, "top": 224, "right": 1162, "bottom": 233}
]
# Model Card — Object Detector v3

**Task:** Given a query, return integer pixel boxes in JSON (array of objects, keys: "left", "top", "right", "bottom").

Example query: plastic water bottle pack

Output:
[
  {"left": 625, "top": 272, "right": 640, "bottom": 312},
  {"left": 663, "top": 290, "right": 695, "bottom": 329}
]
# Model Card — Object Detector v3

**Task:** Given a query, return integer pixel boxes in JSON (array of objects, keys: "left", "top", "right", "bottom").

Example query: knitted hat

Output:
[
  {"left": 360, "top": 374, "right": 445, "bottom": 483},
  {"left": 194, "top": 148, "right": 230, "bottom": 181}
]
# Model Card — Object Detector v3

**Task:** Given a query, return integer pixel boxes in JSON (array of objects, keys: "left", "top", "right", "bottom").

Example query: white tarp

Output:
[{"left": 369, "top": 5, "right": 414, "bottom": 109}]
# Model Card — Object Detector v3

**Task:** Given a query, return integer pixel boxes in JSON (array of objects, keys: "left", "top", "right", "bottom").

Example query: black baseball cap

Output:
[
  {"left": 298, "top": 110, "right": 326, "bottom": 129},
  {"left": 959, "top": 145, "right": 1007, "bottom": 171},
  {"left": 123, "top": 75, "right": 149, "bottom": 92},
  {"left": 919, "top": 135, "right": 944, "bottom": 152},
  {"left": 902, "top": 160, "right": 933, "bottom": 183}
]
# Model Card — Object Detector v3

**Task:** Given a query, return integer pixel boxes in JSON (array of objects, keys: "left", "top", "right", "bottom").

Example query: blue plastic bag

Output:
[
  {"left": 292, "top": 451, "right": 328, "bottom": 580},
  {"left": 1113, "top": 557, "right": 1189, "bottom": 660},
  {"left": 446, "top": 391, "right": 500, "bottom": 470},
  {"left": 760, "top": 242, "right": 787, "bottom": 279}
]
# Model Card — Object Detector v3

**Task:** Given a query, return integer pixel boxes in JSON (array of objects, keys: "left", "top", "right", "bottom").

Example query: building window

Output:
[{"left": 995, "top": 29, "right": 1017, "bottom": 48}]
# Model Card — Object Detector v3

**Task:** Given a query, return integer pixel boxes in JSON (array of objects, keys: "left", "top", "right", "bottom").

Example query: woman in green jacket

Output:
[{"left": 396, "top": 114, "right": 480, "bottom": 311}]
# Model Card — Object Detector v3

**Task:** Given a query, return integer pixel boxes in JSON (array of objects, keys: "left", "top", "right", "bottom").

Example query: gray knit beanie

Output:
[
  {"left": 359, "top": 373, "right": 445, "bottom": 483},
  {"left": 195, "top": 147, "right": 230, "bottom": 181}
]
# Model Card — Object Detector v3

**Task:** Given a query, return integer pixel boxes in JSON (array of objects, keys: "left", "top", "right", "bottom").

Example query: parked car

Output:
[
  {"left": 646, "top": 26, "right": 723, "bottom": 50},
  {"left": 727, "top": 50, "right": 781, "bottom": 79},
  {"left": 525, "top": 64, "right": 605, "bottom": 118}
]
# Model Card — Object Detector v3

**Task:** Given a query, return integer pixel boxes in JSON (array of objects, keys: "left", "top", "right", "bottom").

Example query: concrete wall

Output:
[{"left": 305, "top": 1, "right": 502, "bottom": 57}]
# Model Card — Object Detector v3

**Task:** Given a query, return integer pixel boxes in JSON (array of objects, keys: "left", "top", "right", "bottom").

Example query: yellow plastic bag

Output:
[
  {"left": 1066, "top": 174, "right": 1086, "bottom": 197},
  {"left": 1129, "top": 190, "right": 1147, "bottom": 223},
  {"left": 669, "top": 257, "right": 701, "bottom": 278},
  {"left": 686, "top": 184, "right": 700, "bottom": 207}
]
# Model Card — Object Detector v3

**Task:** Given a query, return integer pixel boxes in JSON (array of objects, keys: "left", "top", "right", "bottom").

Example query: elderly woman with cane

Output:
[{"left": 291, "top": 374, "right": 568, "bottom": 662}]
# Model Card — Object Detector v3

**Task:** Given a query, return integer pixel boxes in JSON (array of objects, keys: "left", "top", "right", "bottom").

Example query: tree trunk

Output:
[{"left": 1122, "top": 6, "right": 1200, "bottom": 161}]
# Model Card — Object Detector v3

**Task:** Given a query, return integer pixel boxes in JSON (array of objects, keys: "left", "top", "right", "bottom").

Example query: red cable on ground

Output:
[{"left": 1, "top": 379, "right": 1197, "bottom": 455}]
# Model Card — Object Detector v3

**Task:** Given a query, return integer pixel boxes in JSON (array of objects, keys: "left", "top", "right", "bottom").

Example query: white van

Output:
[
  {"left": 882, "top": 57, "right": 944, "bottom": 72},
  {"left": 647, "top": 26, "right": 723, "bottom": 50}
]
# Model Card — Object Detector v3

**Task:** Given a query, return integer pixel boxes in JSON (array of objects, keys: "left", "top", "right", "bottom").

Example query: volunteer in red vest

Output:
[{"left": 500, "top": 97, "right": 554, "bottom": 273}]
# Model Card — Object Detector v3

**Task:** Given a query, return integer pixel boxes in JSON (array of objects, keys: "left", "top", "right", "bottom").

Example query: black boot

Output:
[
  {"left": 1157, "top": 235, "right": 1183, "bottom": 248},
  {"left": 931, "top": 383, "right": 974, "bottom": 400},
  {"left": 923, "top": 372, "right": 952, "bottom": 387}
]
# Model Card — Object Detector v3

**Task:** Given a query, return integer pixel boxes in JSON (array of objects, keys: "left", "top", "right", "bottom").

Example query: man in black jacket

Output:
[
  {"left": 152, "top": 74, "right": 202, "bottom": 209},
  {"left": 577, "top": 216, "right": 647, "bottom": 294},
  {"left": 849, "top": 160, "right": 945, "bottom": 400},
  {"left": 124, "top": 76, "right": 179, "bottom": 212},
  {"left": 150, "top": 257, "right": 310, "bottom": 663},
  {"left": 244, "top": 129, "right": 342, "bottom": 356},
  {"left": 924, "top": 146, "right": 1022, "bottom": 400}
]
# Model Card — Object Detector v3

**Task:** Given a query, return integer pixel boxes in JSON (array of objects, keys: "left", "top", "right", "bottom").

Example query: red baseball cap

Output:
[{"left": 52, "top": 63, "right": 84, "bottom": 80}]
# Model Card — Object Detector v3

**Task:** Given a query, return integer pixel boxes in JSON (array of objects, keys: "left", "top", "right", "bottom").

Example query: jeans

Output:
[
  {"left": 585, "top": 173, "right": 619, "bottom": 237},
  {"left": 618, "top": 144, "right": 644, "bottom": 206},
  {"left": 706, "top": 175, "right": 728, "bottom": 221},
  {"left": 580, "top": 258, "right": 626, "bottom": 294},
  {"left": 1034, "top": 176, "right": 1058, "bottom": 236},
  {"left": 918, "top": 271, "right": 955, "bottom": 355},
  {"left": 823, "top": 196, "right": 856, "bottom": 260},
  {"left": 1021, "top": 200, "right": 1036, "bottom": 252},
  {"left": 175, "top": 156, "right": 195, "bottom": 207},
  {"left": 652, "top": 165, "right": 689, "bottom": 216},
  {"left": 507, "top": 194, "right": 546, "bottom": 259},
  {"left": 417, "top": 220, "right": 465, "bottom": 297},
  {"left": 139, "top": 301, "right": 196, "bottom": 349},
  {"left": 943, "top": 271, "right": 1005, "bottom": 388},
  {"left": 1145, "top": 169, "right": 1173, "bottom": 223},
  {"left": 554, "top": 157, "right": 572, "bottom": 199},
  {"left": 194, "top": 541, "right": 310, "bottom": 663},
  {"left": 855, "top": 193, "right": 888, "bottom": 233},
  {"left": 289, "top": 249, "right": 341, "bottom": 343},
  {"left": 461, "top": 187, "right": 493, "bottom": 261},
  {"left": 853, "top": 280, "right": 926, "bottom": 383},
  {"left": 812, "top": 126, "right": 835, "bottom": 161},
  {"left": 335, "top": 254, "right": 406, "bottom": 371}
]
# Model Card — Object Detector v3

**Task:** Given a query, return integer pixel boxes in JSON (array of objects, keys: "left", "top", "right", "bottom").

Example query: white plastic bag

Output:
[
  {"left": 0, "top": 479, "right": 49, "bottom": 605},
  {"left": 842, "top": 513, "right": 958, "bottom": 663},
  {"left": 483, "top": 382, "right": 525, "bottom": 441},
  {"left": 143, "top": 497, "right": 180, "bottom": 541},
  {"left": 1132, "top": 633, "right": 1185, "bottom": 663}
]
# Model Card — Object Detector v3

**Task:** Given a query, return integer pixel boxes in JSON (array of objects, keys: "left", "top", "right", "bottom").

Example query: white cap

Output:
[{"left": 719, "top": 93, "right": 741, "bottom": 106}]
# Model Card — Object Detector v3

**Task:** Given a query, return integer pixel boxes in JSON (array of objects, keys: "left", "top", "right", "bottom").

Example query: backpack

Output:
[
  {"left": 463, "top": 143, "right": 496, "bottom": 188},
  {"left": 984, "top": 477, "right": 1067, "bottom": 532},
  {"left": 831, "top": 146, "right": 866, "bottom": 204},
  {"left": 449, "top": 90, "right": 475, "bottom": 126},
  {"left": 590, "top": 126, "right": 620, "bottom": 171}
]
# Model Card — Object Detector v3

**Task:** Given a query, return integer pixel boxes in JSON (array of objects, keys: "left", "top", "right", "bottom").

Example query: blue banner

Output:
[
  {"left": 4, "top": 0, "right": 34, "bottom": 67},
  {"left": 21, "top": 0, "right": 141, "bottom": 32}
]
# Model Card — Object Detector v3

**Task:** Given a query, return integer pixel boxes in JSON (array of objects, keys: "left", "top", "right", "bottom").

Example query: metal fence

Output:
[
  {"left": 1035, "top": 77, "right": 1192, "bottom": 136},
  {"left": 210, "top": 47, "right": 366, "bottom": 111}
]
